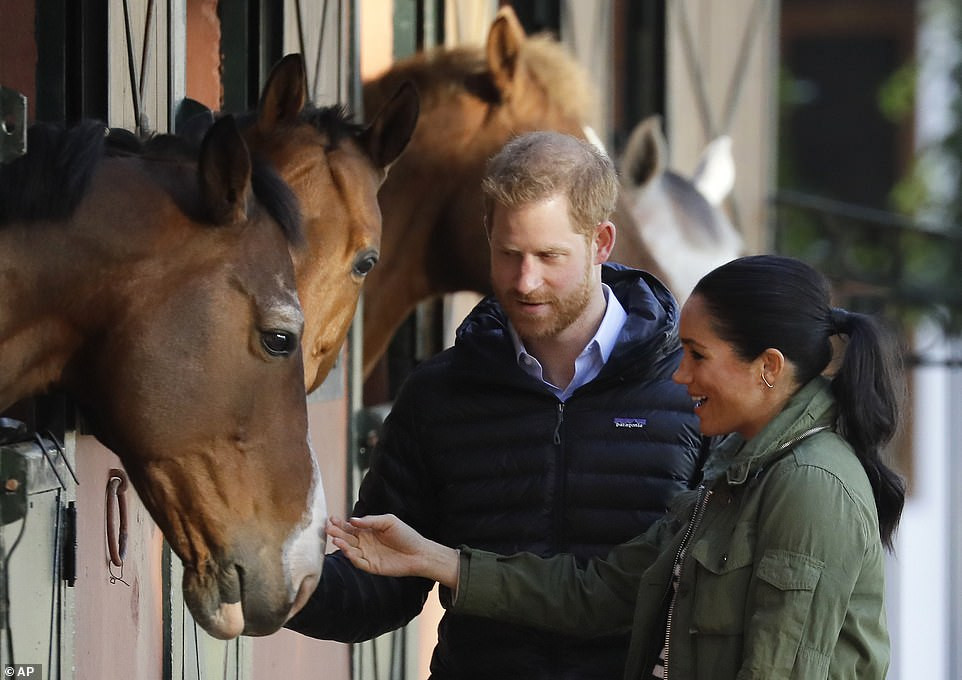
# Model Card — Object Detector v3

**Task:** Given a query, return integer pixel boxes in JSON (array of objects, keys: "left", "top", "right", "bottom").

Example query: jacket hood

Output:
[{"left": 452, "top": 263, "right": 680, "bottom": 382}]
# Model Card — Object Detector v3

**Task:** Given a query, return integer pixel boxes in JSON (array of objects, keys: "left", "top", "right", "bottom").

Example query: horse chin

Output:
[{"left": 203, "top": 602, "right": 246, "bottom": 640}]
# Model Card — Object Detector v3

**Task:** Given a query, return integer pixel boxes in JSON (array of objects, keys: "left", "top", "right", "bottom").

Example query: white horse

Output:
[{"left": 613, "top": 115, "right": 743, "bottom": 301}]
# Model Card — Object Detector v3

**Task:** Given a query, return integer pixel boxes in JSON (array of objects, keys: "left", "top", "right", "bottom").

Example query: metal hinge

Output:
[{"left": 0, "top": 85, "right": 28, "bottom": 163}]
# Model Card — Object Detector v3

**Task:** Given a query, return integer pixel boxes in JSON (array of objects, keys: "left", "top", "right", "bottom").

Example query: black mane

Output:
[
  {"left": 0, "top": 120, "right": 302, "bottom": 246},
  {"left": 0, "top": 120, "right": 107, "bottom": 225}
]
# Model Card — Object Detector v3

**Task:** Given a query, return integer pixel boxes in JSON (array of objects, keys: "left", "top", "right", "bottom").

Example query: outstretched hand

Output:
[{"left": 327, "top": 514, "right": 460, "bottom": 589}]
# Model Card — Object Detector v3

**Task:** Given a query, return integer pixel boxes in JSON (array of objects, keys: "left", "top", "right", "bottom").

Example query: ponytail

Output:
[
  {"left": 830, "top": 309, "right": 906, "bottom": 550},
  {"left": 693, "top": 255, "right": 907, "bottom": 551}
]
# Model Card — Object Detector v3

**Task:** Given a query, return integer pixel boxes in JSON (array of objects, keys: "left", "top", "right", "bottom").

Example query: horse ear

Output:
[
  {"left": 486, "top": 6, "right": 526, "bottom": 96},
  {"left": 620, "top": 115, "right": 667, "bottom": 189},
  {"left": 199, "top": 115, "right": 252, "bottom": 225},
  {"left": 175, "top": 98, "right": 215, "bottom": 149},
  {"left": 258, "top": 54, "right": 308, "bottom": 132},
  {"left": 358, "top": 81, "right": 420, "bottom": 169},
  {"left": 692, "top": 135, "right": 735, "bottom": 206}
]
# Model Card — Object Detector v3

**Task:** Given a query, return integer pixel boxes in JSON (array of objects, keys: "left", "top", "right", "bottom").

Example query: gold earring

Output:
[{"left": 761, "top": 373, "right": 774, "bottom": 389}]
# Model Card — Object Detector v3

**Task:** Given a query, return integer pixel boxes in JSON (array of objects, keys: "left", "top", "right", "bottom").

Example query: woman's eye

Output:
[
  {"left": 261, "top": 330, "right": 296, "bottom": 356},
  {"left": 353, "top": 249, "right": 379, "bottom": 277}
]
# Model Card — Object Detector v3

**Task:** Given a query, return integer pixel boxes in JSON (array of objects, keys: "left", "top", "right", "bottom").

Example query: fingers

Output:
[{"left": 347, "top": 513, "right": 396, "bottom": 530}]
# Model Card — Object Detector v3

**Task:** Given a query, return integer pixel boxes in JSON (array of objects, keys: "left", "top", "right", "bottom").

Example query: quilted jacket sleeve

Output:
[{"left": 285, "top": 388, "right": 439, "bottom": 642}]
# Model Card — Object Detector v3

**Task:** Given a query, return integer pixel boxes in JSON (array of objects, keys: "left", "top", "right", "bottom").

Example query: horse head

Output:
[
  {"left": 243, "top": 54, "right": 419, "bottom": 391},
  {"left": 615, "top": 115, "right": 743, "bottom": 301},
  {"left": 0, "top": 116, "right": 324, "bottom": 638},
  {"left": 360, "top": 5, "right": 596, "bottom": 375}
]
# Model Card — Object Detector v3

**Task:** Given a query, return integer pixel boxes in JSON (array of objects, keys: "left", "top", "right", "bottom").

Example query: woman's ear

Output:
[{"left": 759, "top": 347, "right": 787, "bottom": 384}]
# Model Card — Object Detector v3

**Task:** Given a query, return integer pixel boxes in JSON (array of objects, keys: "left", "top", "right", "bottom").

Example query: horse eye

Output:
[
  {"left": 352, "top": 249, "right": 379, "bottom": 277},
  {"left": 261, "top": 330, "right": 296, "bottom": 356}
]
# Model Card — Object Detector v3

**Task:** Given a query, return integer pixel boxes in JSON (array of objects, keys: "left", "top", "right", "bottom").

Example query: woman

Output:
[{"left": 328, "top": 254, "right": 906, "bottom": 679}]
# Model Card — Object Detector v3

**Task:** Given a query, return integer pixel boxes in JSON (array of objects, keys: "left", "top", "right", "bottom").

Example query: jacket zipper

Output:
[
  {"left": 663, "top": 485, "right": 713, "bottom": 679},
  {"left": 552, "top": 402, "right": 566, "bottom": 548},
  {"left": 553, "top": 402, "right": 565, "bottom": 444}
]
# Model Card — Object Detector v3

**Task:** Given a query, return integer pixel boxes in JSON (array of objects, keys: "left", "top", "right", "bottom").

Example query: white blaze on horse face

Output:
[{"left": 283, "top": 436, "right": 326, "bottom": 620}]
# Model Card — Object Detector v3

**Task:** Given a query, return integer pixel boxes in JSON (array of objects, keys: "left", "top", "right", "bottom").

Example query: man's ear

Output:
[{"left": 593, "top": 220, "right": 616, "bottom": 264}]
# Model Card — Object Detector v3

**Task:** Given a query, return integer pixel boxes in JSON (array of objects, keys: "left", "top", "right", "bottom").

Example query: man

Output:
[{"left": 287, "top": 132, "right": 704, "bottom": 678}]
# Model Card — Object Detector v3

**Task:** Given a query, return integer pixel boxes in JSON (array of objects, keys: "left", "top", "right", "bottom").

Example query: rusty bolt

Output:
[{"left": 4, "top": 478, "right": 19, "bottom": 492}]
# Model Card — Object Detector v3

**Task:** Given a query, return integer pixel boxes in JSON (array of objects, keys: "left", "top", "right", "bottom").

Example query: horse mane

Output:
[
  {"left": 375, "top": 33, "right": 598, "bottom": 127},
  {"left": 0, "top": 120, "right": 107, "bottom": 226},
  {"left": 0, "top": 120, "right": 302, "bottom": 246}
]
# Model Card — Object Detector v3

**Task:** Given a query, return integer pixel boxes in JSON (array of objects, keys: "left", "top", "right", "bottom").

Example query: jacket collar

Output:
[
  {"left": 712, "top": 376, "right": 837, "bottom": 486},
  {"left": 453, "top": 264, "right": 680, "bottom": 382}
]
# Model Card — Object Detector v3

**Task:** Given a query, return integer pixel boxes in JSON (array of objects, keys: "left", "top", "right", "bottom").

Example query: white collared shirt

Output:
[{"left": 509, "top": 283, "right": 627, "bottom": 401}]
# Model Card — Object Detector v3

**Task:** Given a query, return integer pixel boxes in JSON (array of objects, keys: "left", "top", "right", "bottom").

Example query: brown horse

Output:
[
  {"left": 225, "top": 55, "right": 418, "bottom": 392},
  {"left": 360, "top": 6, "right": 741, "bottom": 375},
  {"left": 0, "top": 116, "right": 322, "bottom": 639}
]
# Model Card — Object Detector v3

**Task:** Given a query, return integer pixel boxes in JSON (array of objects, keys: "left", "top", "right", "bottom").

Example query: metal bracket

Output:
[
  {"left": 354, "top": 403, "right": 393, "bottom": 470},
  {"left": 0, "top": 438, "right": 76, "bottom": 526},
  {"left": 0, "top": 85, "right": 28, "bottom": 163}
]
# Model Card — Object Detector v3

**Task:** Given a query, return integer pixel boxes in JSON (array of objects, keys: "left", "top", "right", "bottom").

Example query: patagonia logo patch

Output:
[{"left": 613, "top": 417, "right": 647, "bottom": 429}]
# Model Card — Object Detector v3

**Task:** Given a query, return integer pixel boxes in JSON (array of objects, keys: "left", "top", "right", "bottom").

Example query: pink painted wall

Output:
[{"left": 74, "top": 438, "right": 165, "bottom": 680}]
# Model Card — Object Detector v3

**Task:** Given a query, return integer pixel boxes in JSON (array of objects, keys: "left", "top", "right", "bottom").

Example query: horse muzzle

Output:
[{"left": 182, "top": 546, "right": 323, "bottom": 639}]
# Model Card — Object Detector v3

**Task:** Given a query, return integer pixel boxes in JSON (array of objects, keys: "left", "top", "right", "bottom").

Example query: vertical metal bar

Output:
[{"left": 167, "top": 0, "right": 187, "bottom": 131}]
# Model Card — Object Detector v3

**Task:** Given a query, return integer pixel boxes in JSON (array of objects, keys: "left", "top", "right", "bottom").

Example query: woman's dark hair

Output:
[{"left": 692, "top": 254, "right": 905, "bottom": 549}]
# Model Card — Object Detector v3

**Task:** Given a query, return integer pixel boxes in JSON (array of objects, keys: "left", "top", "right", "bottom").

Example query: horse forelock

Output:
[
  {"left": 0, "top": 120, "right": 106, "bottom": 227},
  {"left": 299, "top": 104, "right": 364, "bottom": 149}
]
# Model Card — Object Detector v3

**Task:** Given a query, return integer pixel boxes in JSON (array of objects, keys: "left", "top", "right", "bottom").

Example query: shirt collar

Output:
[{"left": 509, "top": 283, "right": 627, "bottom": 398}]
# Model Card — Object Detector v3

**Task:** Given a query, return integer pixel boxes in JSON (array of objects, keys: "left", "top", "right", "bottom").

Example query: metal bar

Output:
[
  {"left": 138, "top": 0, "right": 157, "bottom": 133},
  {"left": 312, "top": 0, "right": 331, "bottom": 102},
  {"left": 720, "top": 0, "right": 771, "bottom": 133},
  {"left": 121, "top": 0, "right": 144, "bottom": 133},
  {"left": 773, "top": 189, "right": 962, "bottom": 239},
  {"left": 672, "top": 0, "right": 716, "bottom": 139}
]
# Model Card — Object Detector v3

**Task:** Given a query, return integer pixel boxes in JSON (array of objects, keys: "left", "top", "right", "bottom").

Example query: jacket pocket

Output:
[
  {"left": 689, "top": 522, "right": 755, "bottom": 633},
  {"left": 747, "top": 549, "right": 825, "bottom": 674},
  {"left": 688, "top": 525, "right": 754, "bottom": 677}
]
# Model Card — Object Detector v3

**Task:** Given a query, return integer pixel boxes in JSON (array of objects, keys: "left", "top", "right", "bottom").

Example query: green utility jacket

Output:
[{"left": 451, "top": 377, "right": 889, "bottom": 679}]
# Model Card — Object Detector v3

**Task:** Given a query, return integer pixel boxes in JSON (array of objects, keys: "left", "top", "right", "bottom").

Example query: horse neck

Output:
[
  {"left": 0, "top": 160, "right": 176, "bottom": 410},
  {"left": 0, "top": 223, "right": 109, "bottom": 410},
  {"left": 361, "top": 79, "right": 488, "bottom": 371}
]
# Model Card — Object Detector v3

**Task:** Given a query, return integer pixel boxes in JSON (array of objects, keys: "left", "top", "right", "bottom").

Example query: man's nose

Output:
[{"left": 516, "top": 257, "right": 542, "bottom": 294}]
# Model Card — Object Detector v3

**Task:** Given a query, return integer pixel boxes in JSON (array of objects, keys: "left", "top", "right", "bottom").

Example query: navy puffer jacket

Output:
[{"left": 287, "top": 264, "right": 705, "bottom": 679}]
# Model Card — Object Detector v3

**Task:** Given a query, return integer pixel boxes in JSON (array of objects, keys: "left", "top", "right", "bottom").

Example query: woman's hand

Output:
[{"left": 327, "top": 514, "right": 460, "bottom": 589}]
